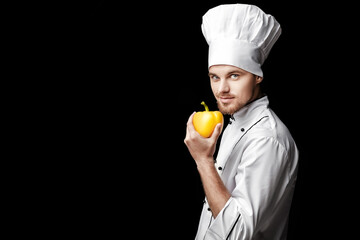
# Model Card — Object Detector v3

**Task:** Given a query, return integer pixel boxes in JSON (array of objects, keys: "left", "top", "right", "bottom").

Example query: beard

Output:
[
  {"left": 216, "top": 98, "right": 244, "bottom": 115},
  {"left": 215, "top": 87, "right": 257, "bottom": 115}
]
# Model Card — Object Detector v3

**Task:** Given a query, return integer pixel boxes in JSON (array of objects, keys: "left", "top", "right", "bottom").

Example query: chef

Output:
[{"left": 184, "top": 4, "right": 299, "bottom": 240}]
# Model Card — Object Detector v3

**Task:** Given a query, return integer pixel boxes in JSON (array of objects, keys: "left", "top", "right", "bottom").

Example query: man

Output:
[{"left": 184, "top": 4, "right": 299, "bottom": 240}]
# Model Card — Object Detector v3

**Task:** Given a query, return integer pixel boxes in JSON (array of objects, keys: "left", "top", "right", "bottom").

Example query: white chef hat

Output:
[{"left": 201, "top": 4, "right": 281, "bottom": 77}]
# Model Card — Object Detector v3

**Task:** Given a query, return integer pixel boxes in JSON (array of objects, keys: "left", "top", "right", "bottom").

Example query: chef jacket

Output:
[{"left": 195, "top": 96, "right": 299, "bottom": 240}]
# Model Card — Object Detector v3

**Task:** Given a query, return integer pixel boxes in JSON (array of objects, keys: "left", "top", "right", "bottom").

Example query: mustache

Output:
[{"left": 216, "top": 93, "right": 235, "bottom": 98}]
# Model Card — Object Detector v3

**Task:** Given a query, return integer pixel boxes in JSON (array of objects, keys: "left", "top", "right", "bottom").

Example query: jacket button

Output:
[
  {"left": 241, "top": 128, "right": 245, "bottom": 132},
  {"left": 218, "top": 166, "right": 223, "bottom": 170},
  {"left": 207, "top": 208, "right": 211, "bottom": 211}
]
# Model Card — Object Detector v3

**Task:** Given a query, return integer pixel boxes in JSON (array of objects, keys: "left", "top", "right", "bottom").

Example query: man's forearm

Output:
[{"left": 197, "top": 158, "right": 231, "bottom": 218}]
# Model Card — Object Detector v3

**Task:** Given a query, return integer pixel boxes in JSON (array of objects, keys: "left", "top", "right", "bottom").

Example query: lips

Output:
[{"left": 219, "top": 96, "right": 235, "bottom": 104}]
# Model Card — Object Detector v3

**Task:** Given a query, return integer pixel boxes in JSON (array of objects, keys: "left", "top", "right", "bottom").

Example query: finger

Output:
[
  {"left": 187, "top": 111, "right": 196, "bottom": 125},
  {"left": 185, "top": 121, "right": 191, "bottom": 140},
  {"left": 211, "top": 123, "right": 222, "bottom": 141},
  {"left": 185, "top": 112, "right": 196, "bottom": 140},
  {"left": 186, "top": 112, "right": 196, "bottom": 132}
]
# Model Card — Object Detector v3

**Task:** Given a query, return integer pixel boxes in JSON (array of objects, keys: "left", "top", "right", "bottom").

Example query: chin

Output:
[{"left": 217, "top": 102, "right": 242, "bottom": 115}]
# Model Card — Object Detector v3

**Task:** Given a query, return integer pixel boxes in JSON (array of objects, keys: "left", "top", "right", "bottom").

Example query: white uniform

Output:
[{"left": 195, "top": 96, "right": 299, "bottom": 240}]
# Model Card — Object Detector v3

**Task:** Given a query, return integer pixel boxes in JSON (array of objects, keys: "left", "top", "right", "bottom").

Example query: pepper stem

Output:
[{"left": 201, "top": 101, "right": 209, "bottom": 111}]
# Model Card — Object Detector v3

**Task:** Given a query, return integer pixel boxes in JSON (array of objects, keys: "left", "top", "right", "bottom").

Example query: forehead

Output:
[{"left": 208, "top": 65, "right": 248, "bottom": 75}]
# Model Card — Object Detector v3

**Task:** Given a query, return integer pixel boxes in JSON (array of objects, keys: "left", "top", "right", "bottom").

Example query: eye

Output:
[
  {"left": 230, "top": 74, "right": 239, "bottom": 79},
  {"left": 210, "top": 75, "right": 220, "bottom": 81}
]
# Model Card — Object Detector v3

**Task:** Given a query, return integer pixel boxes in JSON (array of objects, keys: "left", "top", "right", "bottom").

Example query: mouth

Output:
[{"left": 219, "top": 96, "right": 235, "bottom": 104}]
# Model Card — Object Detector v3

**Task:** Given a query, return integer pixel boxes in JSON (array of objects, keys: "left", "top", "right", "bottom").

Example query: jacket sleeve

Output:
[{"left": 204, "top": 136, "right": 293, "bottom": 240}]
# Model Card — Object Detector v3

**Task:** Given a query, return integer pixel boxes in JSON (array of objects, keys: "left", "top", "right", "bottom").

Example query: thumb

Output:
[{"left": 211, "top": 123, "right": 222, "bottom": 141}]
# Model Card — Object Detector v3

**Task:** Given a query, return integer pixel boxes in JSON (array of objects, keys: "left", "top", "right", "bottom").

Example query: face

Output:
[{"left": 209, "top": 65, "right": 263, "bottom": 115}]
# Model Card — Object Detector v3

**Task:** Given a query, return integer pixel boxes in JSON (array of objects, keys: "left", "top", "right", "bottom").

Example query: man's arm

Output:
[
  {"left": 197, "top": 160, "right": 231, "bottom": 217},
  {"left": 184, "top": 112, "right": 230, "bottom": 218}
]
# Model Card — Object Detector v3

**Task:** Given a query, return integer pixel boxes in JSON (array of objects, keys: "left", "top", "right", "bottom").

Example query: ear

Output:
[{"left": 255, "top": 75, "right": 263, "bottom": 84}]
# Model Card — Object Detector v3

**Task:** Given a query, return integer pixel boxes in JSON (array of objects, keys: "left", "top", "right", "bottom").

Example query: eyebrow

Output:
[
  {"left": 208, "top": 70, "right": 244, "bottom": 77},
  {"left": 208, "top": 72, "right": 217, "bottom": 76},
  {"left": 228, "top": 70, "right": 244, "bottom": 75}
]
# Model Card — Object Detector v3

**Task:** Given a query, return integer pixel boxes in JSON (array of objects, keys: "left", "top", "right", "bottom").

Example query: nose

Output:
[{"left": 218, "top": 79, "right": 230, "bottom": 93}]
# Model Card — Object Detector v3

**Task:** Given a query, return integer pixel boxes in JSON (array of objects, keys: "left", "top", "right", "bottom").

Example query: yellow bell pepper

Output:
[{"left": 193, "top": 101, "right": 224, "bottom": 138}]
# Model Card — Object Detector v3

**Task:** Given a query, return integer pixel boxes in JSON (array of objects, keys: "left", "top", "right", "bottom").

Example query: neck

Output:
[{"left": 247, "top": 86, "right": 263, "bottom": 106}]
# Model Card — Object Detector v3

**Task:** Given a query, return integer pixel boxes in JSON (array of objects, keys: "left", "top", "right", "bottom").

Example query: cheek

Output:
[
  {"left": 231, "top": 81, "right": 254, "bottom": 97},
  {"left": 210, "top": 82, "right": 218, "bottom": 94}
]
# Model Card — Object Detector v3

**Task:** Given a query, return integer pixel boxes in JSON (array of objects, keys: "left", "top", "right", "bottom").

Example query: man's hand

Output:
[
  {"left": 184, "top": 112, "right": 222, "bottom": 166},
  {"left": 184, "top": 112, "right": 230, "bottom": 218}
]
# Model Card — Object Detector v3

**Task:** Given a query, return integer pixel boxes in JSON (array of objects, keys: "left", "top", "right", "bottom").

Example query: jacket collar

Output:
[{"left": 231, "top": 95, "right": 269, "bottom": 125}]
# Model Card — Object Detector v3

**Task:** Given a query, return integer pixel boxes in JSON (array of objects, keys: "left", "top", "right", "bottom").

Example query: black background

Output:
[{"left": 44, "top": 0, "right": 357, "bottom": 239}]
